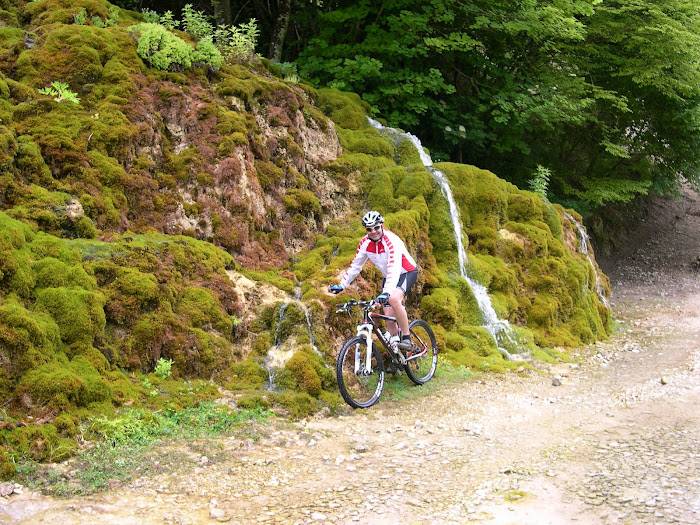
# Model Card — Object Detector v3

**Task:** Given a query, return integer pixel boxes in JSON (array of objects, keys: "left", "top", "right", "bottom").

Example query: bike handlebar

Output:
[{"left": 334, "top": 299, "right": 379, "bottom": 313}]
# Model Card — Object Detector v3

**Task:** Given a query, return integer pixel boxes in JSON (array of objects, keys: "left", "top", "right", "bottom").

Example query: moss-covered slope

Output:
[{"left": 0, "top": 0, "right": 610, "bottom": 476}]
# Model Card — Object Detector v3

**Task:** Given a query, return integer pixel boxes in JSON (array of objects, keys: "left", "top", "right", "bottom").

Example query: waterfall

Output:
[
  {"left": 564, "top": 212, "right": 609, "bottom": 307},
  {"left": 368, "top": 117, "right": 517, "bottom": 358}
]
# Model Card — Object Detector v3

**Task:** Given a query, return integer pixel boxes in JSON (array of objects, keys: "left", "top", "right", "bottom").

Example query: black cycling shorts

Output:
[{"left": 382, "top": 269, "right": 418, "bottom": 295}]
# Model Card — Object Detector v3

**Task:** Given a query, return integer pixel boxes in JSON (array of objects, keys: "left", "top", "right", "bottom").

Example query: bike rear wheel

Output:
[
  {"left": 336, "top": 336, "right": 385, "bottom": 408},
  {"left": 403, "top": 319, "right": 438, "bottom": 385}
]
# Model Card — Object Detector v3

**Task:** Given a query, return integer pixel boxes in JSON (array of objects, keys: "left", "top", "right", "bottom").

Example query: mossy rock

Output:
[
  {"left": 0, "top": 300, "right": 62, "bottom": 379},
  {"left": 275, "top": 391, "right": 319, "bottom": 419},
  {"left": 226, "top": 359, "right": 268, "bottom": 390},
  {"left": 33, "top": 287, "right": 106, "bottom": 346},
  {"left": 420, "top": 288, "right": 460, "bottom": 329},
  {"left": 336, "top": 127, "right": 394, "bottom": 157},
  {"left": 315, "top": 88, "right": 371, "bottom": 130},
  {"left": 33, "top": 256, "right": 96, "bottom": 290},
  {"left": 283, "top": 348, "right": 333, "bottom": 397}
]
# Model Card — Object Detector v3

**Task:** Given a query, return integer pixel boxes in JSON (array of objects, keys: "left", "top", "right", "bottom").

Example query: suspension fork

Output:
[{"left": 356, "top": 323, "right": 374, "bottom": 374}]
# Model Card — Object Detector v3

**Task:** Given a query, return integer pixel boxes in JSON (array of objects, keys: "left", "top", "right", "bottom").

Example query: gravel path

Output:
[{"left": 2, "top": 189, "right": 699, "bottom": 525}]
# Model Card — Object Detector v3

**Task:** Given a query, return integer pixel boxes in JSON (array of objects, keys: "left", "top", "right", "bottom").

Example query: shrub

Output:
[
  {"left": 129, "top": 23, "right": 194, "bottom": 71},
  {"left": 154, "top": 357, "right": 173, "bottom": 379},
  {"left": 214, "top": 19, "right": 259, "bottom": 61},
  {"left": 182, "top": 4, "right": 213, "bottom": 41}
]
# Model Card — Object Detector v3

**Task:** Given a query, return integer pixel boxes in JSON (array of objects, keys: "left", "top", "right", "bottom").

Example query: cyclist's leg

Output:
[
  {"left": 387, "top": 289, "right": 409, "bottom": 336},
  {"left": 392, "top": 271, "right": 418, "bottom": 351},
  {"left": 382, "top": 305, "right": 399, "bottom": 336}
]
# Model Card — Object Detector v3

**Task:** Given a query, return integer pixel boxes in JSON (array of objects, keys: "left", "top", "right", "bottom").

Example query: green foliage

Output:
[
  {"left": 154, "top": 358, "right": 173, "bottom": 379},
  {"left": 528, "top": 166, "right": 551, "bottom": 197},
  {"left": 37, "top": 82, "right": 80, "bottom": 104},
  {"left": 74, "top": 8, "right": 87, "bottom": 25},
  {"left": 291, "top": 0, "right": 700, "bottom": 208},
  {"left": 193, "top": 37, "right": 223, "bottom": 69},
  {"left": 129, "top": 23, "right": 195, "bottom": 71},
  {"left": 213, "top": 19, "right": 260, "bottom": 62},
  {"left": 182, "top": 4, "right": 213, "bottom": 41},
  {"left": 142, "top": 9, "right": 179, "bottom": 29}
]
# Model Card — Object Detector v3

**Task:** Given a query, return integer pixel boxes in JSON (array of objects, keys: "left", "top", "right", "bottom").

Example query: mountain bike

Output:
[{"left": 334, "top": 299, "right": 438, "bottom": 409}]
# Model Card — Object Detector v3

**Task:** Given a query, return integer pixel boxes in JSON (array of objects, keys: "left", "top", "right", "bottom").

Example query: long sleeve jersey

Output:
[{"left": 339, "top": 228, "right": 417, "bottom": 294}]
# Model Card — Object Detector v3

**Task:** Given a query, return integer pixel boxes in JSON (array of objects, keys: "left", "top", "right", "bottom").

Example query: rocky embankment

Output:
[{"left": 2, "top": 189, "right": 700, "bottom": 524}]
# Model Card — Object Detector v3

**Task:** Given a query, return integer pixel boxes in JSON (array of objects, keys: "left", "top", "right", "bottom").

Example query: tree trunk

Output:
[
  {"left": 268, "top": 0, "right": 292, "bottom": 62},
  {"left": 213, "top": 0, "right": 232, "bottom": 25}
]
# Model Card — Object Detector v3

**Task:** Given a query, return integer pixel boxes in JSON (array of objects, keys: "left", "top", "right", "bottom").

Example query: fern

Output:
[
  {"left": 73, "top": 8, "right": 87, "bottom": 25},
  {"left": 38, "top": 82, "right": 80, "bottom": 104}
]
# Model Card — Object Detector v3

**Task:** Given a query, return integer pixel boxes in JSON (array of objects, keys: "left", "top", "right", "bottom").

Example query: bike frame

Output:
[{"left": 338, "top": 300, "right": 428, "bottom": 372}]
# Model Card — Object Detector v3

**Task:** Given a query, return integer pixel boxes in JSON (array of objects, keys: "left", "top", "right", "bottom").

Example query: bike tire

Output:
[
  {"left": 336, "top": 336, "right": 385, "bottom": 409},
  {"left": 403, "top": 319, "right": 438, "bottom": 385}
]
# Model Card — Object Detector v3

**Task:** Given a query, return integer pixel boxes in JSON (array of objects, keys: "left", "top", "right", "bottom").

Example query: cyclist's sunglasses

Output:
[{"left": 365, "top": 225, "right": 382, "bottom": 232}]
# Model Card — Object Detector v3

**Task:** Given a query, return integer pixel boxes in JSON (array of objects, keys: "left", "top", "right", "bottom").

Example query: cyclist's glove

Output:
[
  {"left": 376, "top": 292, "right": 389, "bottom": 305},
  {"left": 329, "top": 284, "right": 344, "bottom": 294}
]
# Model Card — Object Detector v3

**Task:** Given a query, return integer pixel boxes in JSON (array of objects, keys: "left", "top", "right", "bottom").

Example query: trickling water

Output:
[
  {"left": 322, "top": 246, "right": 339, "bottom": 271},
  {"left": 305, "top": 310, "right": 325, "bottom": 358},
  {"left": 368, "top": 117, "right": 517, "bottom": 357},
  {"left": 275, "top": 303, "right": 288, "bottom": 346},
  {"left": 564, "top": 212, "right": 609, "bottom": 307},
  {"left": 264, "top": 303, "right": 291, "bottom": 391},
  {"left": 264, "top": 301, "right": 329, "bottom": 391}
]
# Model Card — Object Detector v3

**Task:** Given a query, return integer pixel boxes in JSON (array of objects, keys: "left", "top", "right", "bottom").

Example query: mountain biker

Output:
[{"left": 329, "top": 211, "right": 418, "bottom": 352}]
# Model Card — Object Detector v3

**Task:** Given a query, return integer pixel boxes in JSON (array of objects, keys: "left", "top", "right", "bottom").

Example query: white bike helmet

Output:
[{"left": 361, "top": 211, "right": 384, "bottom": 228}]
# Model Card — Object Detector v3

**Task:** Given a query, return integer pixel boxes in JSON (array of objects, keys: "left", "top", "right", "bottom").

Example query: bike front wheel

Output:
[
  {"left": 403, "top": 319, "right": 438, "bottom": 385},
  {"left": 336, "top": 336, "right": 385, "bottom": 409}
]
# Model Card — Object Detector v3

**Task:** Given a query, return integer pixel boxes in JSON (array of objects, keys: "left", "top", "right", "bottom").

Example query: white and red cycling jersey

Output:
[{"left": 339, "top": 228, "right": 417, "bottom": 294}]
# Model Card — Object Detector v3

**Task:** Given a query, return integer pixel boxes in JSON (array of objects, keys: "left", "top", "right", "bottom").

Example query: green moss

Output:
[
  {"left": 336, "top": 127, "right": 394, "bottom": 157},
  {"left": 0, "top": 125, "right": 17, "bottom": 169},
  {"left": 0, "top": 449, "right": 15, "bottom": 480},
  {"left": 33, "top": 287, "right": 106, "bottom": 346},
  {"left": 255, "top": 160, "right": 284, "bottom": 190},
  {"left": 396, "top": 137, "right": 424, "bottom": 165},
  {"left": 395, "top": 168, "right": 434, "bottom": 201},
  {"left": 14, "top": 135, "right": 53, "bottom": 185},
  {"left": 283, "top": 348, "right": 333, "bottom": 397},
  {"left": 276, "top": 391, "right": 319, "bottom": 419},
  {"left": 33, "top": 257, "right": 96, "bottom": 290},
  {"left": 237, "top": 394, "right": 271, "bottom": 410},
  {"left": 175, "top": 287, "right": 232, "bottom": 335},
  {"left": 283, "top": 189, "right": 321, "bottom": 217},
  {"left": 0, "top": 299, "right": 62, "bottom": 379},
  {"left": 315, "top": 88, "right": 371, "bottom": 130},
  {"left": 226, "top": 359, "right": 267, "bottom": 390},
  {"left": 2, "top": 422, "right": 77, "bottom": 463},
  {"left": 75, "top": 216, "right": 97, "bottom": 239},
  {"left": 328, "top": 152, "right": 394, "bottom": 176},
  {"left": 293, "top": 250, "right": 325, "bottom": 282},
  {"left": 0, "top": 216, "right": 36, "bottom": 298},
  {"left": 420, "top": 288, "right": 460, "bottom": 328}
]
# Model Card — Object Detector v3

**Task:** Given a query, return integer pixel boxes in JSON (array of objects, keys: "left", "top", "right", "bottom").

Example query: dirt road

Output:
[{"left": 2, "top": 189, "right": 700, "bottom": 525}]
